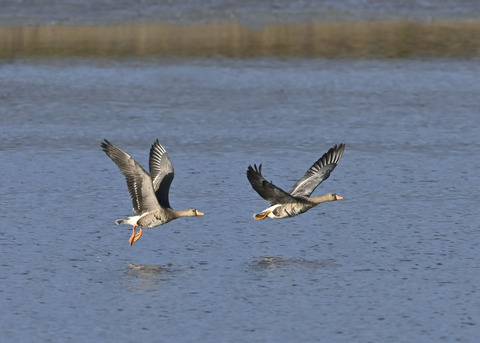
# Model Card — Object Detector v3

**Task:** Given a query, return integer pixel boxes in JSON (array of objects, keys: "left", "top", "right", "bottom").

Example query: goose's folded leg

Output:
[{"left": 254, "top": 210, "right": 271, "bottom": 220}]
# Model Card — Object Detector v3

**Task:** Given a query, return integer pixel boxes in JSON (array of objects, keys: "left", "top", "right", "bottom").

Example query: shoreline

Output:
[{"left": 2, "top": 20, "right": 479, "bottom": 58}]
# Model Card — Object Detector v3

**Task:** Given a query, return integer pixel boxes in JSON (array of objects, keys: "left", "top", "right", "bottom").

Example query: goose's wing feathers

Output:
[
  {"left": 290, "top": 143, "right": 345, "bottom": 197},
  {"left": 101, "top": 139, "right": 161, "bottom": 214},
  {"left": 149, "top": 139, "right": 174, "bottom": 209},
  {"left": 247, "top": 164, "right": 297, "bottom": 206}
]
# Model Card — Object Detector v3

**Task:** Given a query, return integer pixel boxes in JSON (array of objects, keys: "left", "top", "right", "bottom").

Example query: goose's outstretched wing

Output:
[
  {"left": 101, "top": 139, "right": 160, "bottom": 214},
  {"left": 149, "top": 139, "right": 174, "bottom": 209},
  {"left": 290, "top": 143, "right": 345, "bottom": 197},
  {"left": 247, "top": 164, "right": 296, "bottom": 206}
]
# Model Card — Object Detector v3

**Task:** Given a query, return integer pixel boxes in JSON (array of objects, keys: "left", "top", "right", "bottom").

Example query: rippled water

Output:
[
  {"left": 1, "top": 58, "right": 479, "bottom": 342},
  {"left": 2, "top": 0, "right": 480, "bottom": 24}
]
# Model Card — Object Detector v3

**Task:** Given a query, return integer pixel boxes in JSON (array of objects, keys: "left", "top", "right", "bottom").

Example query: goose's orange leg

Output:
[
  {"left": 254, "top": 210, "right": 271, "bottom": 220},
  {"left": 133, "top": 228, "right": 143, "bottom": 243},
  {"left": 128, "top": 224, "right": 143, "bottom": 246},
  {"left": 129, "top": 225, "right": 143, "bottom": 246},
  {"left": 129, "top": 225, "right": 137, "bottom": 246}
]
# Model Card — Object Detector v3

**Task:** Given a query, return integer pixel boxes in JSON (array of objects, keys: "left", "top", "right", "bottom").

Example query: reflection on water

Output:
[
  {"left": 124, "top": 263, "right": 173, "bottom": 292},
  {"left": 249, "top": 256, "right": 341, "bottom": 271}
]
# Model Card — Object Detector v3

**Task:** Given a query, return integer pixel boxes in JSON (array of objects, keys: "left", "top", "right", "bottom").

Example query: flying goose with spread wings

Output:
[
  {"left": 101, "top": 139, "right": 204, "bottom": 246},
  {"left": 247, "top": 143, "right": 345, "bottom": 220}
]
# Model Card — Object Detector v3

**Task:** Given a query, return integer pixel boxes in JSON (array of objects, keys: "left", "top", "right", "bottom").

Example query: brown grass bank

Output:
[{"left": 1, "top": 20, "right": 480, "bottom": 58}]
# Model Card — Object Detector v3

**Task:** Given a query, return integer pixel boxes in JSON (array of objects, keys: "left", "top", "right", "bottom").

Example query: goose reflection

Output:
[
  {"left": 249, "top": 256, "right": 340, "bottom": 270},
  {"left": 124, "top": 263, "right": 173, "bottom": 292}
]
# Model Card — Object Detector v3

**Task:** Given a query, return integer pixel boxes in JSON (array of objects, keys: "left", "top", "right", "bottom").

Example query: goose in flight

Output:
[
  {"left": 101, "top": 139, "right": 204, "bottom": 246},
  {"left": 247, "top": 144, "right": 345, "bottom": 220}
]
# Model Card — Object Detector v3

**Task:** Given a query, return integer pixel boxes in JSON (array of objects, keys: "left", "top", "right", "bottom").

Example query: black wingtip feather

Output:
[
  {"left": 101, "top": 139, "right": 114, "bottom": 154},
  {"left": 247, "top": 163, "right": 263, "bottom": 177},
  {"left": 323, "top": 143, "right": 346, "bottom": 166}
]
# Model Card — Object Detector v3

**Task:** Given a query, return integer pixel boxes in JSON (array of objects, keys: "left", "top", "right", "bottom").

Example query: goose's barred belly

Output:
[
  {"left": 137, "top": 211, "right": 171, "bottom": 228},
  {"left": 272, "top": 202, "right": 314, "bottom": 219}
]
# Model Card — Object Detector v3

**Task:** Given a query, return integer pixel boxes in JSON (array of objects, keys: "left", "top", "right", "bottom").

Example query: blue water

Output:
[
  {"left": 2, "top": 0, "right": 480, "bottom": 24},
  {"left": 1, "top": 57, "right": 479, "bottom": 342}
]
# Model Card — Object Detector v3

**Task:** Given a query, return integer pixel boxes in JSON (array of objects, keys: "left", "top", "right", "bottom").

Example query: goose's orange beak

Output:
[{"left": 335, "top": 195, "right": 344, "bottom": 200}]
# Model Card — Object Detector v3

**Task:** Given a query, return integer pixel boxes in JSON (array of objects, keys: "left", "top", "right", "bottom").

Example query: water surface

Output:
[{"left": 1, "top": 57, "right": 479, "bottom": 342}]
